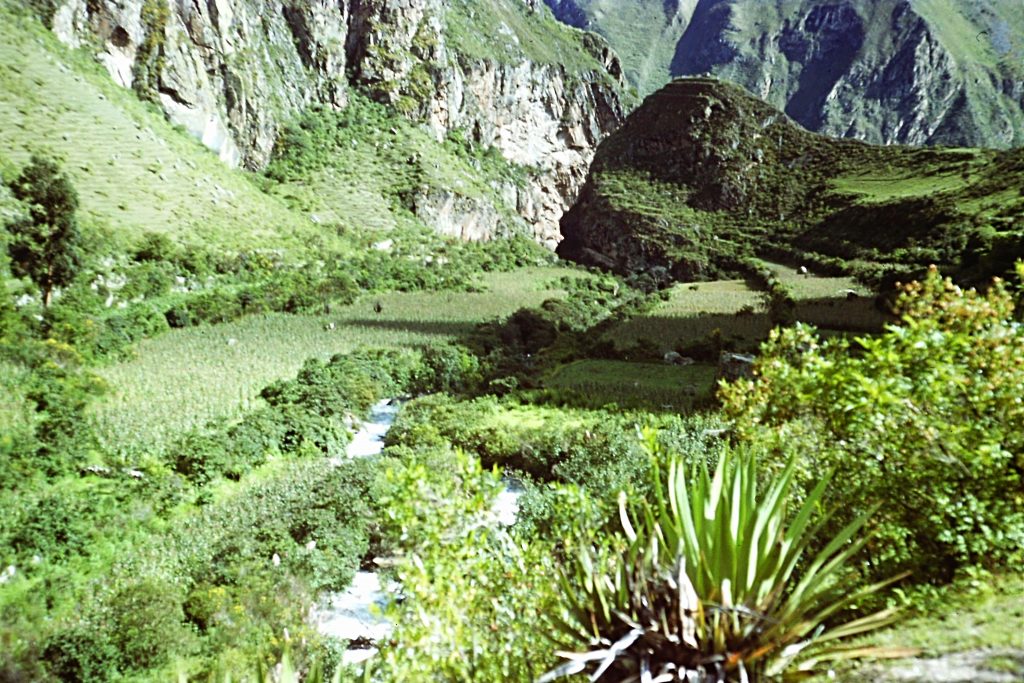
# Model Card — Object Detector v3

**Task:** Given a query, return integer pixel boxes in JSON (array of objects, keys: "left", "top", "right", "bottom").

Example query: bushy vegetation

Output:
[
  {"left": 721, "top": 266, "right": 1024, "bottom": 583},
  {"left": 368, "top": 446, "right": 566, "bottom": 681}
]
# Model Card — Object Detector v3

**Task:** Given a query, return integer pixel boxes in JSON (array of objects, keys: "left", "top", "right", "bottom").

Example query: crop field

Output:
[
  {"left": 608, "top": 267, "right": 889, "bottom": 353},
  {"left": 90, "top": 267, "right": 589, "bottom": 456},
  {"left": 830, "top": 167, "right": 975, "bottom": 203},
  {"left": 0, "top": 8, "right": 312, "bottom": 253},
  {"left": 544, "top": 359, "right": 718, "bottom": 411},
  {"left": 763, "top": 261, "right": 891, "bottom": 331},
  {"left": 608, "top": 279, "right": 771, "bottom": 352}
]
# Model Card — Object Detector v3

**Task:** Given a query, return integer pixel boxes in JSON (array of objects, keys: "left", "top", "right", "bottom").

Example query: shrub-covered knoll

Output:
[{"left": 559, "top": 78, "right": 1024, "bottom": 287}]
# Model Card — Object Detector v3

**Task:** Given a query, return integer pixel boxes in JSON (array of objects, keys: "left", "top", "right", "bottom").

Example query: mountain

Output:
[
  {"left": 31, "top": 0, "right": 628, "bottom": 246},
  {"left": 558, "top": 78, "right": 1024, "bottom": 284},
  {"left": 544, "top": 0, "right": 1024, "bottom": 149}
]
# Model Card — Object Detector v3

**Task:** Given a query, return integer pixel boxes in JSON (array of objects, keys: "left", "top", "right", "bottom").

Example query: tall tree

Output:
[{"left": 5, "top": 155, "right": 83, "bottom": 306}]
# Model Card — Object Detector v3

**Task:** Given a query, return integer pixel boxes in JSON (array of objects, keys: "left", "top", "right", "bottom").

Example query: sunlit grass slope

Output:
[{"left": 0, "top": 6, "right": 311, "bottom": 254}]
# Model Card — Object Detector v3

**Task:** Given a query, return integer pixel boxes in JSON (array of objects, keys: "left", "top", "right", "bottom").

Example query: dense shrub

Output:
[
  {"left": 387, "top": 395, "right": 727, "bottom": 539},
  {"left": 3, "top": 337, "right": 104, "bottom": 478},
  {"left": 721, "top": 266, "right": 1024, "bottom": 582},
  {"left": 369, "top": 446, "right": 567, "bottom": 681},
  {"left": 176, "top": 457, "right": 376, "bottom": 598},
  {"left": 43, "top": 457, "right": 382, "bottom": 680},
  {"left": 169, "top": 349, "right": 422, "bottom": 484},
  {"left": 409, "top": 342, "right": 482, "bottom": 394},
  {"left": 41, "top": 627, "right": 118, "bottom": 683},
  {"left": 7, "top": 489, "right": 97, "bottom": 563}
]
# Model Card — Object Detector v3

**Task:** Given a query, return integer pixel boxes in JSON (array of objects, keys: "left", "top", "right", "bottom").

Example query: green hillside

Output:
[
  {"left": 535, "top": 0, "right": 689, "bottom": 93},
  {"left": 559, "top": 78, "right": 1024, "bottom": 286},
  {"left": 0, "top": 8, "right": 313, "bottom": 255},
  {"left": 1, "top": 2, "right": 1022, "bottom": 681}
]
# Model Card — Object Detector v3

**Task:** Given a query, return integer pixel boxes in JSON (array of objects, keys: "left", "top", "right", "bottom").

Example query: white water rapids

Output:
[{"left": 313, "top": 398, "right": 523, "bottom": 666}]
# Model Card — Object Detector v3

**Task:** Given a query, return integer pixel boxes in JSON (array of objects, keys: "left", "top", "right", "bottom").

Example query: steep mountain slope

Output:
[
  {"left": 545, "top": 0, "right": 1024, "bottom": 148},
  {"left": 558, "top": 78, "right": 1024, "bottom": 284},
  {"left": 0, "top": 4, "right": 529, "bottom": 255},
  {"left": 0, "top": 7, "right": 308, "bottom": 254},
  {"left": 545, "top": 0, "right": 693, "bottom": 96},
  {"left": 43, "top": 0, "right": 628, "bottom": 244}
]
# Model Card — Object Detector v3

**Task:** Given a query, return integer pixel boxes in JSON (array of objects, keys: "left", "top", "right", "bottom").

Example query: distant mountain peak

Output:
[{"left": 545, "top": 0, "right": 1024, "bottom": 149}]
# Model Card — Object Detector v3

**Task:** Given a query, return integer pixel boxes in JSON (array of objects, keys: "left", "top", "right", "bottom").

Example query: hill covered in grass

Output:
[
  {"left": 558, "top": 77, "right": 1024, "bottom": 286},
  {"left": 546, "top": 0, "right": 1024, "bottom": 149},
  {"left": 0, "top": 8, "right": 310, "bottom": 255}
]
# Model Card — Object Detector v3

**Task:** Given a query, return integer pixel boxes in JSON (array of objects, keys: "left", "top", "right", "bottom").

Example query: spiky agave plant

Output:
[{"left": 543, "top": 432, "right": 910, "bottom": 682}]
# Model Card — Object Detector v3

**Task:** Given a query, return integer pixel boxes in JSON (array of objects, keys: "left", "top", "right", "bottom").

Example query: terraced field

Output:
[
  {"left": 609, "top": 279, "right": 769, "bottom": 352},
  {"left": 90, "top": 267, "right": 587, "bottom": 456},
  {"left": 543, "top": 359, "right": 717, "bottom": 411},
  {"left": 609, "top": 266, "right": 888, "bottom": 353}
]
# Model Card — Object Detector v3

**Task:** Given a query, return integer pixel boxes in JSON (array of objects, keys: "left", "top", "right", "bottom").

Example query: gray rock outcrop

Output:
[
  {"left": 49, "top": 0, "right": 627, "bottom": 244},
  {"left": 544, "top": 0, "right": 1024, "bottom": 148}
]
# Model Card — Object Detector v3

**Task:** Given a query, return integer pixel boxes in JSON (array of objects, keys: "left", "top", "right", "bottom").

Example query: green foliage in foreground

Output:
[
  {"left": 369, "top": 446, "right": 567, "bottom": 681},
  {"left": 721, "top": 266, "right": 1024, "bottom": 583},
  {"left": 545, "top": 439, "right": 906, "bottom": 682},
  {"left": 386, "top": 394, "right": 726, "bottom": 510}
]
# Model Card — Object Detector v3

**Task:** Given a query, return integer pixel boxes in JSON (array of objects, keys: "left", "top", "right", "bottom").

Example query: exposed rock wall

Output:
[
  {"left": 50, "top": 0, "right": 626, "bottom": 244},
  {"left": 341, "top": 0, "right": 627, "bottom": 244},
  {"left": 53, "top": 0, "right": 349, "bottom": 168},
  {"left": 545, "top": 0, "right": 1024, "bottom": 148}
]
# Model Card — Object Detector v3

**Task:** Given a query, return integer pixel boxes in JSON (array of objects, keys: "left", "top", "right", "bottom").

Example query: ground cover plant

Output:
[
  {"left": 606, "top": 264, "right": 888, "bottom": 361},
  {"left": 823, "top": 573, "right": 1024, "bottom": 682},
  {"left": 608, "top": 279, "right": 770, "bottom": 353},
  {"left": 264, "top": 93, "right": 531, "bottom": 237},
  {"left": 0, "top": 6, "right": 311, "bottom": 253}
]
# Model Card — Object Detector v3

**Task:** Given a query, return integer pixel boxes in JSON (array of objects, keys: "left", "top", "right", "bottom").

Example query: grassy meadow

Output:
[{"left": 0, "top": 7, "right": 314, "bottom": 254}]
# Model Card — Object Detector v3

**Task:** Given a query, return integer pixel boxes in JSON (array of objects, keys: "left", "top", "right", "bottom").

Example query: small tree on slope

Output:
[{"left": 6, "top": 155, "right": 83, "bottom": 306}]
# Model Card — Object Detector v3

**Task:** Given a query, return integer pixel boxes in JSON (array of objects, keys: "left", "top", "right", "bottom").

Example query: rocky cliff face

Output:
[
  {"left": 545, "top": 0, "right": 1024, "bottom": 149},
  {"left": 49, "top": 0, "right": 626, "bottom": 245}
]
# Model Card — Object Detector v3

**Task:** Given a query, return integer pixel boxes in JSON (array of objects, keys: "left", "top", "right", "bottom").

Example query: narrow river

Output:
[{"left": 312, "top": 398, "right": 523, "bottom": 666}]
